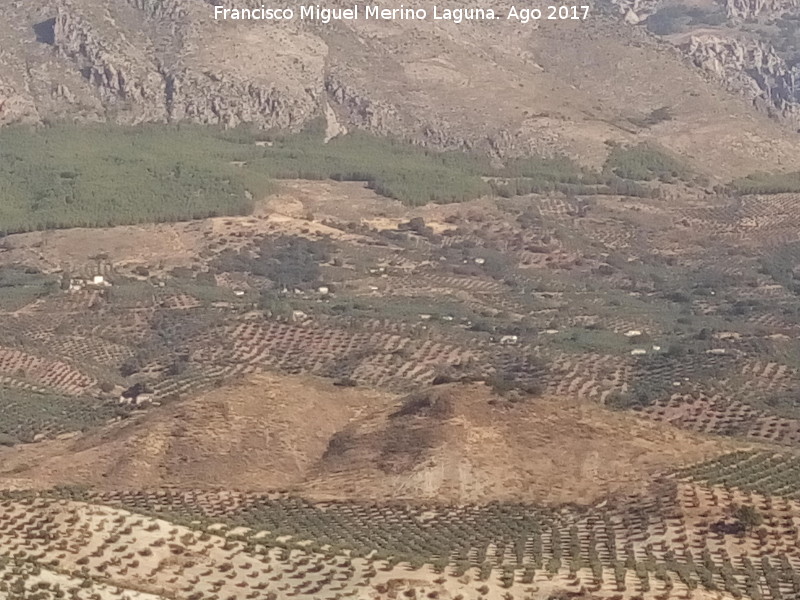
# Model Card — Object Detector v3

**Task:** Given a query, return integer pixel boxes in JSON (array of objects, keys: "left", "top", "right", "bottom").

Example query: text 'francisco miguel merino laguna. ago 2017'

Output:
[{"left": 213, "top": 5, "right": 590, "bottom": 23}]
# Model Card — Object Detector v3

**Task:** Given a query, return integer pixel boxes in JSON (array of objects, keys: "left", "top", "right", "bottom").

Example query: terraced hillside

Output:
[
  {"left": 6, "top": 476, "right": 800, "bottom": 600},
  {"left": 3, "top": 162, "right": 800, "bottom": 598},
  {"left": 5, "top": 0, "right": 800, "bottom": 596},
  {"left": 4, "top": 179, "right": 800, "bottom": 444}
]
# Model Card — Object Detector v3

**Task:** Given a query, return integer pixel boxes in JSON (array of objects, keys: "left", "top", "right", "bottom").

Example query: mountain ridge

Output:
[{"left": 3, "top": 0, "right": 800, "bottom": 179}]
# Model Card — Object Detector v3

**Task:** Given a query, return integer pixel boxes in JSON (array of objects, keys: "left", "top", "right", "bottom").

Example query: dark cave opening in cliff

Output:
[{"left": 33, "top": 18, "right": 56, "bottom": 46}]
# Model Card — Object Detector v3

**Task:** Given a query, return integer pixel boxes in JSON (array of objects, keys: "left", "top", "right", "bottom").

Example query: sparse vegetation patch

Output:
[
  {"left": 603, "top": 143, "right": 693, "bottom": 183},
  {"left": 730, "top": 171, "right": 800, "bottom": 195},
  {"left": 0, "top": 387, "right": 129, "bottom": 444}
]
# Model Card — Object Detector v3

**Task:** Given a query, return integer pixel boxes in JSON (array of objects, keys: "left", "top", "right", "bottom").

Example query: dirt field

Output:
[{"left": 0, "top": 374, "right": 731, "bottom": 508}]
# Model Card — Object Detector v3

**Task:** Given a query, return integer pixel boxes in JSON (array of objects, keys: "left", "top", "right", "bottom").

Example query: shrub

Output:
[
  {"left": 731, "top": 504, "right": 763, "bottom": 532},
  {"left": 604, "top": 143, "right": 692, "bottom": 182},
  {"left": 0, "top": 433, "right": 18, "bottom": 447}
]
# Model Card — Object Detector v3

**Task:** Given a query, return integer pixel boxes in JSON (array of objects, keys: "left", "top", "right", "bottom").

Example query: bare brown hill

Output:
[
  {"left": 0, "top": 374, "right": 731, "bottom": 505},
  {"left": 301, "top": 383, "right": 734, "bottom": 504},
  {"left": 0, "top": 374, "right": 394, "bottom": 491}
]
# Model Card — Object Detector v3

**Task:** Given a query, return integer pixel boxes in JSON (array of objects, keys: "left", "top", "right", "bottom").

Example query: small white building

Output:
[
  {"left": 630, "top": 349, "right": 647, "bottom": 356},
  {"left": 90, "top": 275, "right": 111, "bottom": 287},
  {"left": 716, "top": 332, "right": 740, "bottom": 340},
  {"left": 499, "top": 335, "right": 519, "bottom": 345},
  {"left": 135, "top": 394, "right": 153, "bottom": 406}
]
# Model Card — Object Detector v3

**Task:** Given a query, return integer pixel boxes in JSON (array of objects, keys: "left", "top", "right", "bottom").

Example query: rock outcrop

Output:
[
  {"left": 122, "top": 0, "right": 189, "bottom": 19},
  {"left": 0, "top": 49, "right": 40, "bottom": 126},
  {"left": 682, "top": 34, "right": 800, "bottom": 121},
  {"left": 0, "top": 85, "right": 40, "bottom": 126},
  {"left": 2, "top": 0, "right": 800, "bottom": 177},
  {"left": 54, "top": 6, "right": 167, "bottom": 122},
  {"left": 607, "top": 0, "right": 660, "bottom": 25},
  {"left": 50, "top": 0, "right": 322, "bottom": 127},
  {"left": 606, "top": 0, "right": 800, "bottom": 127},
  {"left": 724, "top": 0, "right": 798, "bottom": 20}
]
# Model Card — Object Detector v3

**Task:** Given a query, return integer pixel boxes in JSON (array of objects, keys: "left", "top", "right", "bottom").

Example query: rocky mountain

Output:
[
  {"left": 3, "top": 0, "right": 800, "bottom": 176},
  {"left": 611, "top": 0, "right": 800, "bottom": 127},
  {"left": 680, "top": 33, "right": 800, "bottom": 120}
]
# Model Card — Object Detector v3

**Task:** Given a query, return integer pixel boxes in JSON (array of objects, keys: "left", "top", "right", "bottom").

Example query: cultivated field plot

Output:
[
  {"left": 3, "top": 182, "right": 800, "bottom": 598},
  {"left": 680, "top": 452, "right": 800, "bottom": 501},
  {"left": 1, "top": 480, "right": 799, "bottom": 600},
  {"left": 1, "top": 182, "right": 800, "bottom": 448}
]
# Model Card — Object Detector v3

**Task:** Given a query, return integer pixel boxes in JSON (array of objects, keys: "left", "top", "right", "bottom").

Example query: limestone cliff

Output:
[
  {"left": 51, "top": 0, "right": 322, "bottom": 128},
  {"left": 681, "top": 34, "right": 800, "bottom": 121},
  {"left": 2, "top": 0, "right": 800, "bottom": 177},
  {"left": 607, "top": 0, "right": 800, "bottom": 127},
  {"left": 724, "top": 0, "right": 798, "bottom": 20}
]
